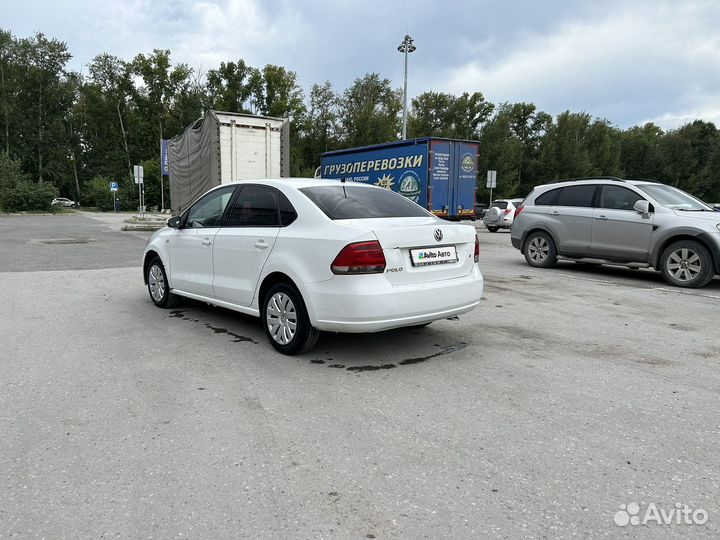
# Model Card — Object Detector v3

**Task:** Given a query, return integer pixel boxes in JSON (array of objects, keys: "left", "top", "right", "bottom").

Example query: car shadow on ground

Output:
[
  {"left": 501, "top": 257, "right": 720, "bottom": 291},
  {"left": 162, "top": 298, "right": 470, "bottom": 371}
]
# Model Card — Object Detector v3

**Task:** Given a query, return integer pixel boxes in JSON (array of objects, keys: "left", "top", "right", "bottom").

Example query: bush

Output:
[
  {"left": 82, "top": 176, "right": 115, "bottom": 211},
  {"left": 0, "top": 181, "right": 58, "bottom": 212},
  {"left": 0, "top": 153, "right": 26, "bottom": 192}
]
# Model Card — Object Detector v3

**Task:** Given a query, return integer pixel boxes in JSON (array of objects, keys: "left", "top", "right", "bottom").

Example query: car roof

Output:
[
  {"left": 541, "top": 177, "right": 662, "bottom": 187},
  {"left": 217, "top": 178, "right": 379, "bottom": 190}
]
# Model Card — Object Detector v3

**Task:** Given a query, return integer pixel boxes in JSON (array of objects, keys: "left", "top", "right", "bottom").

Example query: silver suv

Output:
[
  {"left": 483, "top": 199, "right": 524, "bottom": 232},
  {"left": 511, "top": 177, "right": 720, "bottom": 288}
]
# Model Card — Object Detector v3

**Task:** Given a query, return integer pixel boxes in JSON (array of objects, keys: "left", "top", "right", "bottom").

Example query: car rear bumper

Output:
[{"left": 305, "top": 266, "right": 484, "bottom": 333}]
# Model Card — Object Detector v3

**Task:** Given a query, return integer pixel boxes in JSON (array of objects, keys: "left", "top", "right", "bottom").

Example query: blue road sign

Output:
[{"left": 110, "top": 181, "right": 119, "bottom": 191}]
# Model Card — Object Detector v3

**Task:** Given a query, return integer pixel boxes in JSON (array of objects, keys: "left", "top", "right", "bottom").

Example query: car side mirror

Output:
[
  {"left": 633, "top": 200, "right": 651, "bottom": 214},
  {"left": 167, "top": 215, "right": 181, "bottom": 229}
]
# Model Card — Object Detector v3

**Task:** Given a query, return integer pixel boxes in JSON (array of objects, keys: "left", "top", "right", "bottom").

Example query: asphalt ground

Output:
[{"left": 1, "top": 213, "right": 719, "bottom": 538}]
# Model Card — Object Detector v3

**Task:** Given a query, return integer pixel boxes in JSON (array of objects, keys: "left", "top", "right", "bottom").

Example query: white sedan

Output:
[{"left": 143, "top": 179, "right": 484, "bottom": 354}]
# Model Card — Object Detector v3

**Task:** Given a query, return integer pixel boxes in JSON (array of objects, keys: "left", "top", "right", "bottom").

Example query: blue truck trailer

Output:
[{"left": 320, "top": 137, "right": 479, "bottom": 219}]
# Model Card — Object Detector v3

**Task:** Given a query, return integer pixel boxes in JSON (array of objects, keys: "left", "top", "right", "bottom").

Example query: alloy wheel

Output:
[
  {"left": 666, "top": 248, "right": 702, "bottom": 282},
  {"left": 528, "top": 237, "right": 549, "bottom": 263}
]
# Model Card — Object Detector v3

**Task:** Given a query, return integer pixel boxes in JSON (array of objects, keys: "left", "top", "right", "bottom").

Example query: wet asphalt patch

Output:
[
  {"left": 168, "top": 309, "right": 259, "bottom": 344},
  {"left": 168, "top": 307, "right": 467, "bottom": 371},
  {"left": 309, "top": 342, "right": 467, "bottom": 373}
]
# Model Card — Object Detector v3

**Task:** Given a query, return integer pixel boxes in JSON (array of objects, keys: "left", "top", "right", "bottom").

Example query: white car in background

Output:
[
  {"left": 51, "top": 197, "right": 79, "bottom": 208},
  {"left": 483, "top": 199, "right": 524, "bottom": 232},
  {"left": 143, "top": 179, "right": 484, "bottom": 354}
]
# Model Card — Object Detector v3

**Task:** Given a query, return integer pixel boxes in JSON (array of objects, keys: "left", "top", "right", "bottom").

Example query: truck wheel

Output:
[
  {"left": 660, "top": 240, "right": 714, "bottom": 288},
  {"left": 262, "top": 283, "right": 320, "bottom": 355},
  {"left": 524, "top": 231, "right": 557, "bottom": 268}
]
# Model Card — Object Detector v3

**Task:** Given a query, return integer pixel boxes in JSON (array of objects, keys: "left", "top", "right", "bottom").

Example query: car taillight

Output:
[
  {"left": 331, "top": 241, "right": 386, "bottom": 274},
  {"left": 474, "top": 235, "right": 480, "bottom": 263},
  {"left": 503, "top": 208, "right": 513, "bottom": 215},
  {"left": 514, "top": 205, "right": 524, "bottom": 219}
]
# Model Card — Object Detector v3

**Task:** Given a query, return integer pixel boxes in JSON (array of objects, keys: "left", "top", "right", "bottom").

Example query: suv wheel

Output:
[
  {"left": 486, "top": 225, "right": 499, "bottom": 233},
  {"left": 660, "top": 240, "right": 715, "bottom": 288},
  {"left": 262, "top": 283, "right": 320, "bottom": 355},
  {"left": 524, "top": 231, "right": 557, "bottom": 268}
]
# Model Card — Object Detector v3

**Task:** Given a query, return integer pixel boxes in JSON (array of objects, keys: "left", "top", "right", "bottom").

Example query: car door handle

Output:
[
  {"left": 201, "top": 238, "right": 212, "bottom": 246},
  {"left": 549, "top": 210, "right": 560, "bottom": 216},
  {"left": 594, "top": 215, "right": 608, "bottom": 221},
  {"left": 255, "top": 240, "right": 269, "bottom": 249}
]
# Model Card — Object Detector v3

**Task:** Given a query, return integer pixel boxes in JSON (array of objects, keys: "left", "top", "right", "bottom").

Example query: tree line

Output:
[{"left": 1, "top": 29, "right": 719, "bottom": 212}]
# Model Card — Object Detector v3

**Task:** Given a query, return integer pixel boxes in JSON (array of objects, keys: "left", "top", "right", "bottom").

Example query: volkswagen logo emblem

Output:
[{"left": 434, "top": 228, "right": 443, "bottom": 242}]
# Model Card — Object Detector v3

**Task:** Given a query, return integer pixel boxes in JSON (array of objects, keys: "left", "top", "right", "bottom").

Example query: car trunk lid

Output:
[{"left": 339, "top": 217, "right": 477, "bottom": 285}]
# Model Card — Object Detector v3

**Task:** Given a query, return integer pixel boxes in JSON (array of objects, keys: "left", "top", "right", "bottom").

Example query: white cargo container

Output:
[{"left": 168, "top": 110, "right": 290, "bottom": 214}]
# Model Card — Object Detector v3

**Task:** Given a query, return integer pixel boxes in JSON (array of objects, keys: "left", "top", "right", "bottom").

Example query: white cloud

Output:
[
  {"left": 437, "top": 2, "right": 720, "bottom": 128},
  {"left": 644, "top": 108, "right": 720, "bottom": 131},
  {"left": 173, "top": 0, "right": 308, "bottom": 69},
  {"left": 4, "top": 0, "right": 719, "bottom": 129}
]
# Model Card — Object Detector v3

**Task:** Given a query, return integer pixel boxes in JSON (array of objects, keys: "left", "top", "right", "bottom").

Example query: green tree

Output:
[
  {"left": 409, "top": 91, "right": 494, "bottom": 139},
  {"left": 541, "top": 111, "right": 593, "bottom": 179},
  {"left": 81, "top": 175, "right": 114, "bottom": 211},
  {"left": 0, "top": 29, "right": 15, "bottom": 156},
  {"left": 585, "top": 118, "right": 622, "bottom": 176},
  {"left": 13, "top": 32, "right": 71, "bottom": 183},
  {"left": 340, "top": 73, "right": 401, "bottom": 147},
  {"left": 620, "top": 123, "right": 664, "bottom": 180},
  {"left": 88, "top": 53, "right": 135, "bottom": 180},
  {"left": 0, "top": 152, "right": 25, "bottom": 192},
  {"left": 253, "top": 64, "right": 305, "bottom": 120},
  {"left": 131, "top": 49, "right": 193, "bottom": 154},
  {"left": 206, "top": 59, "right": 257, "bottom": 113},
  {"left": 294, "top": 81, "right": 340, "bottom": 175}
]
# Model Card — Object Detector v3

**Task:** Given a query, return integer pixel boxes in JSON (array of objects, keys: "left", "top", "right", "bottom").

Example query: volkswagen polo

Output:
[{"left": 143, "top": 179, "right": 484, "bottom": 354}]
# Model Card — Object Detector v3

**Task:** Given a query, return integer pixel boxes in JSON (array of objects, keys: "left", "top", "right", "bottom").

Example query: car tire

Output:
[
  {"left": 147, "top": 256, "right": 181, "bottom": 308},
  {"left": 487, "top": 225, "right": 499, "bottom": 233},
  {"left": 660, "top": 240, "right": 715, "bottom": 288},
  {"left": 524, "top": 231, "right": 558, "bottom": 268},
  {"left": 262, "top": 283, "right": 320, "bottom": 355}
]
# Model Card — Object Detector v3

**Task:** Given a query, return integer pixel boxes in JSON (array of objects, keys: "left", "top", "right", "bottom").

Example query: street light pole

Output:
[{"left": 397, "top": 34, "right": 416, "bottom": 140}]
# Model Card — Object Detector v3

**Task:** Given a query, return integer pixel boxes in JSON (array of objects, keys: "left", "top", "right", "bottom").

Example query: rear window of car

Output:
[
  {"left": 491, "top": 201, "right": 508, "bottom": 209},
  {"left": 534, "top": 189, "right": 560, "bottom": 205},
  {"left": 555, "top": 185, "right": 597, "bottom": 207},
  {"left": 300, "top": 185, "right": 430, "bottom": 219}
]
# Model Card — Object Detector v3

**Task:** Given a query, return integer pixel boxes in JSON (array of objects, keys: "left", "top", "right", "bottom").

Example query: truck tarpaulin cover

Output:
[{"left": 168, "top": 110, "right": 221, "bottom": 215}]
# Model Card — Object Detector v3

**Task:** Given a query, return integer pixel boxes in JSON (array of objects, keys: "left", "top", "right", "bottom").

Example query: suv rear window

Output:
[
  {"left": 300, "top": 185, "right": 429, "bottom": 219},
  {"left": 555, "top": 185, "right": 596, "bottom": 207},
  {"left": 491, "top": 201, "right": 508, "bottom": 209},
  {"left": 534, "top": 188, "right": 560, "bottom": 206}
]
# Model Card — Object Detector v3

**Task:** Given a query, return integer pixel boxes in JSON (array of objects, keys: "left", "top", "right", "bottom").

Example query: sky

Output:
[{"left": 3, "top": 0, "right": 720, "bottom": 130}]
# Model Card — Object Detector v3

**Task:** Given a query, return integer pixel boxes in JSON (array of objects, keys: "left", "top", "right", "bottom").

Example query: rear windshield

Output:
[
  {"left": 491, "top": 201, "right": 508, "bottom": 209},
  {"left": 300, "top": 185, "right": 430, "bottom": 219}
]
